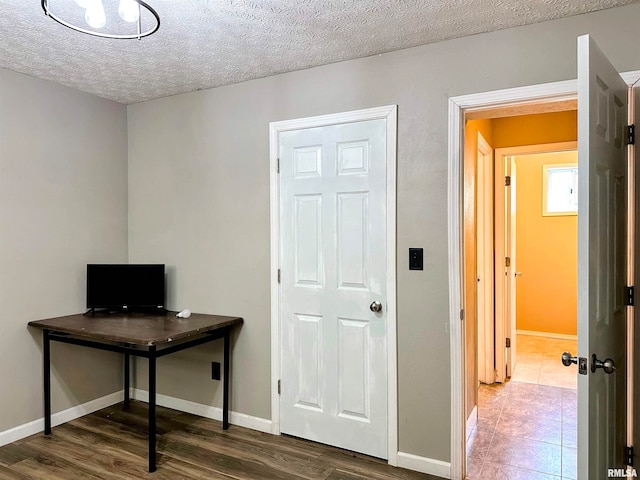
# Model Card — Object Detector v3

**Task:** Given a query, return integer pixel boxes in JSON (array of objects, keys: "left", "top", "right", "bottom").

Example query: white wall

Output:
[
  {"left": 0, "top": 68, "right": 129, "bottom": 431},
  {"left": 125, "top": 2, "right": 640, "bottom": 463}
]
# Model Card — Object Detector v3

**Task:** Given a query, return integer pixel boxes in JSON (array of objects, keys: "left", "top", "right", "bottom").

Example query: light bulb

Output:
[
  {"left": 118, "top": 0, "right": 140, "bottom": 23},
  {"left": 85, "top": 0, "right": 106, "bottom": 29}
]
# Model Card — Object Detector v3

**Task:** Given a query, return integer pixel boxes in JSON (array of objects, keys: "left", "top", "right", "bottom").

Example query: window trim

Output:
[{"left": 542, "top": 162, "right": 578, "bottom": 216}]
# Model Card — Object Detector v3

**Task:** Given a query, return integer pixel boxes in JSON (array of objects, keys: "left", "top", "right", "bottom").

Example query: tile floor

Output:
[
  {"left": 466, "top": 334, "right": 578, "bottom": 480},
  {"left": 510, "top": 334, "right": 578, "bottom": 389}
]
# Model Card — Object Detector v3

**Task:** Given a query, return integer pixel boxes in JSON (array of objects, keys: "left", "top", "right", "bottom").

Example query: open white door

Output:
[
  {"left": 476, "top": 133, "right": 495, "bottom": 385},
  {"left": 494, "top": 152, "right": 518, "bottom": 381},
  {"left": 506, "top": 157, "right": 517, "bottom": 378},
  {"left": 575, "top": 34, "right": 628, "bottom": 478},
  {"left": 493, "top": 152, "right": 509, "bottom": 382}
]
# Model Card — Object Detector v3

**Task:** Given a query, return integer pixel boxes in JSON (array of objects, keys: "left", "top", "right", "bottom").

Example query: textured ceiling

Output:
[{"left": 0, "top": 0, "right": 637, "bottom": 104}]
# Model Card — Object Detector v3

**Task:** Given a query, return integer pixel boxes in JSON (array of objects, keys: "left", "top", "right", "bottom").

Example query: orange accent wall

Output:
[
  {"left": 467, "top": 119, "right": 494, "bottom": 145},
  {"left": 493, "top": 111, "right": 577, "bottom": 148},
  {"left": 514, "top": 151, "right": 578, "bottom": 335}
]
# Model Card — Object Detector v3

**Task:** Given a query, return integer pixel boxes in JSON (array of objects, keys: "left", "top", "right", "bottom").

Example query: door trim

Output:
[
  {"left": 269, "top": 105, "right": 398, "bottom": 465},
  {"left": 448, "top": 71, "right": 640, "bottom": 480}
]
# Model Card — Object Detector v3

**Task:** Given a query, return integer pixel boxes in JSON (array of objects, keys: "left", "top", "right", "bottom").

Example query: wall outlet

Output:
[{"left": 212, "top": 362, "right": 221, "bottom": 380}]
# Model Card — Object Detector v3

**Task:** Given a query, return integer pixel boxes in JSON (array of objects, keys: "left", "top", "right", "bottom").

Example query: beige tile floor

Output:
[
  {"left": 466, "top": 334, "right": 578, "bottom": 480},
  {"left": 511, "top": 334, "right": 578, "bottom": 389}
]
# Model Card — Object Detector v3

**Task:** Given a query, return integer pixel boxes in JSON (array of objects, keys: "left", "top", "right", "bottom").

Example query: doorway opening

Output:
[
  {"left": 494, "top": 142, "right": 579, "bottom": 386},
  {"left": 449, "top": 57, "right": 640, "bottom": 480},
  {"left": 463, "top": 107, "right": 579, "bottom": 479}
]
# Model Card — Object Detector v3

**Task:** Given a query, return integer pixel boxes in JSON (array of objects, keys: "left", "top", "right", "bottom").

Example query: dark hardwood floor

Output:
[{"left": 0, "top": 401, "right": 437, "bottom": 479}]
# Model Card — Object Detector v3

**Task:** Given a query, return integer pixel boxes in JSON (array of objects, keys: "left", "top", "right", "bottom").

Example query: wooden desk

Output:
[{"left": 28, "top": 312, "right": 243, "bottom": 472}]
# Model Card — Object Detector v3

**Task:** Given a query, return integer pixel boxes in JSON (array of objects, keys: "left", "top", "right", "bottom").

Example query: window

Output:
[{"left": 543, "top": 163, "right": 578, "bottom": 216}]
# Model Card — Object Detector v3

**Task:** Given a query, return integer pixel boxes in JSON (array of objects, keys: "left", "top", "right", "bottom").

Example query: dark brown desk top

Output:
[{"left": 28, "top": 312, "right": 243, "bottom": 346}]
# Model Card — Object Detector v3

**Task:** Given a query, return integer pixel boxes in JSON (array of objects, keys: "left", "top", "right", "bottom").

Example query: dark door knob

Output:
[
  {"left": 591, "top": 354, "right": 616, "bottom": 374},
  {"left": 562, "top": 352, "right": 578, "bottom": 367}
]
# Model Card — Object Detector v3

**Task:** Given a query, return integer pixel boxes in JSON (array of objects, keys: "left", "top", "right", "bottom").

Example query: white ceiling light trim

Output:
[{"left": 41, "top": 0, "right": 159, "bottom": 39}]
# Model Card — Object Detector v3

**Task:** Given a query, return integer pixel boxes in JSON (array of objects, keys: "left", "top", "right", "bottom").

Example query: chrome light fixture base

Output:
[{"left": 42, "top": 0, "right": 160, "bottom": 40}]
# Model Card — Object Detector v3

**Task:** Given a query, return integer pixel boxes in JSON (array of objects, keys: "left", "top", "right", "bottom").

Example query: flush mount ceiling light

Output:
[{"left": 42, "top": 0, "right": 159, "bottom": 40}]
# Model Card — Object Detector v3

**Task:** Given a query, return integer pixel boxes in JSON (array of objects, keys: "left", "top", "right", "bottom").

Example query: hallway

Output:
[{"left": 466, "top": 335, "right": 577, "bottom": 479}]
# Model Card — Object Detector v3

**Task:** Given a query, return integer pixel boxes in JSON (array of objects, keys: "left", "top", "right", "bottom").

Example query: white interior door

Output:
[
  {"left": 506, "top": 157, "right": 517, "bottom": 378},
  {"left": 476, "top": 133, "right": 495, "bottom": 384},
  {"left": 494, "top": 151, "right": 508, "bottom": 382},
  {"left": 279, "top": 119, "right": 388, "bottom": 458},
  {"left": 576, "top": 34, "right": 628, "bottom": 478},
  {"left": 494, "top": 151, "right": 516, "bottom": 382}
]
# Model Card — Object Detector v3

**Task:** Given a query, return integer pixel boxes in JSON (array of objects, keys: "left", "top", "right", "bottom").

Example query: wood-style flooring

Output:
[{"left": 0, "top": 401, "right": 437, "bottom": 480}]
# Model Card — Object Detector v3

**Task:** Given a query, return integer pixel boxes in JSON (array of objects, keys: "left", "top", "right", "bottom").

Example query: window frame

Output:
[{"left": 542, "top": 162, "right": 579, "bottom": 216}]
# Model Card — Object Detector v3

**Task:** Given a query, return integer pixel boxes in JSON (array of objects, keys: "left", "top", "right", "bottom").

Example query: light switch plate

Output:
[{"left": 409, "top": 248, "right": 423, "bottom": 270}]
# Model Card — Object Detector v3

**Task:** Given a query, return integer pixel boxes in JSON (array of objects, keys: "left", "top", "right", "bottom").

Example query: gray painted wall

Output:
[
  {"left": 125, "top": 3, "right": 640, "bottom": 462},
  {"left": 0, "top": 68, "right": 129, "bottom": 431}
]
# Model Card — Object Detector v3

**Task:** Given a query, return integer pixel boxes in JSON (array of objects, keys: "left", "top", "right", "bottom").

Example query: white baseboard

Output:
[
  {"left": 0, "top": 388, "right": 273, "bottom": 449},
  {"left": 397, "top": 452, "right": 451, "bottom": 479},
  {"left": 516, "top": 329, "right": 577, "bottom": 341},
  {"left": 0, "top": 390, "right": 124, "bottom": 448},
  {"left": 131, "top": 388, "right": 273, "bottom": 434}
]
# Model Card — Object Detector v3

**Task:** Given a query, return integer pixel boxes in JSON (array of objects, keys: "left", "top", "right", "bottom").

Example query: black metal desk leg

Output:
[
  {"left": 124, "top": 352, "right": 130, "bottom": 408},
  {"left": 223, "top": 328, "right": 230, "bottom": 430},
  {"left": 148, "top": 346, "right": 157, "bottom": 473},
  {"left": 43, "top": 329, "right": 51, "bottom": 435}
]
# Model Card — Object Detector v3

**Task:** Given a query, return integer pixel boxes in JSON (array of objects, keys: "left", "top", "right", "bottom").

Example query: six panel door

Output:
[{"left": 279, "top": 119, "right": 388, "bottom": 459}]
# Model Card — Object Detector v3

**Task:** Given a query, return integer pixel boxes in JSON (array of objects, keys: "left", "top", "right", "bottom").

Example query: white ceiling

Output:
[{"left": 1, "top": 0, "right": 637, "bottom": 104}]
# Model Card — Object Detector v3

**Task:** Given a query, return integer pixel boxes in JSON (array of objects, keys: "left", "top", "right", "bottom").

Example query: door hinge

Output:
[
  {"left": 625, "top": 445, "right": 634, "bottom": 466},
  {"left": 277, "top": 379, "right": 281, "bottom": 395},
  {"left": 505, "top": 176, "right": 511, "bottom": 187},
  {"left": 277, "top": 269, "right": 281, "bottom": 284},
  {"left": 277, "top": 158, "right": 280, "bottom": 173},
  {"left": 506, "top": 337, "right": 511, "bottom": 348},
  {"left": 460, "top": 309, "right": 464, "bottom": 321},
  {"left": 625, "top": 286, "right": 634, "bottom": 306},
  {"left": 505, "top": 257, "right": 511, "bottom": 267},
  {"left": 627, "top": 125, "right": 635, "bottom": 145}
]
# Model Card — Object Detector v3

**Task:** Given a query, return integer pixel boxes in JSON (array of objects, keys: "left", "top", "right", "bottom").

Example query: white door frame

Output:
[
  {"left": 269, "top": 105, "right": 398, "bottom": 465},
  {"left": 447, "top": 72, "right": 640, "bottom": 480}
]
